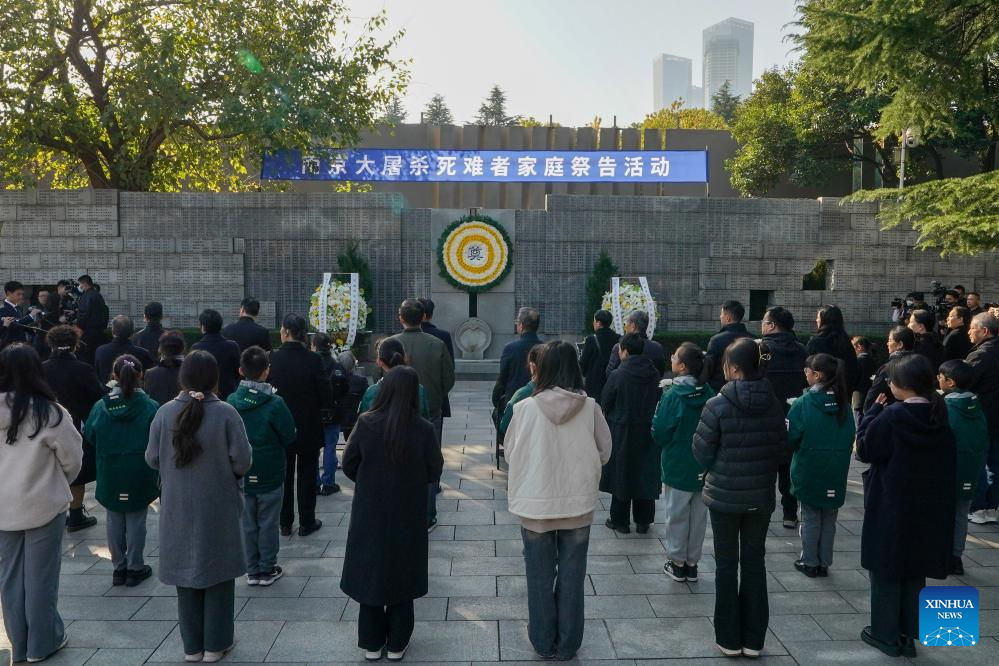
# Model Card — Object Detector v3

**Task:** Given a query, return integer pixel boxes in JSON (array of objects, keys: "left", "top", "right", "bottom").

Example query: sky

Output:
[{"left": 345, "top": 0, "right": 802, "bottom": 127}]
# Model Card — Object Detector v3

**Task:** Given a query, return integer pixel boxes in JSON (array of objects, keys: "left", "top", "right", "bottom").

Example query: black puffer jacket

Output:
[
  {"left": 762, "top": 331, "right": 807, "bottom": 414},
  {"left": 692, "top": 378, "right": 788, "bottom": 513}
]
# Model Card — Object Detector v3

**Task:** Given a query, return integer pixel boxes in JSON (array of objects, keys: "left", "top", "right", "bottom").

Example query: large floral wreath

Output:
[
  {"left": 601, "top": 281, "right": 656, "bottom": 335},
  {"left": 436, "top": 214, "right": 513, "bottom": 293},
  {"left": 308, "top": 279, "right": 371, "bottom": 352}
]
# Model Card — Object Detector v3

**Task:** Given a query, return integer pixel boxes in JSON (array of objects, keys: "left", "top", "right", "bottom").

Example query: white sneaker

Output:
[
  {"left": 717, "top": 644, "right": 741, "bottom": 657},
  {"left": 985, "top": 509, "right": 999, "bottom": 524},
  {"left": 742, "top": 647, "right": 762, "bottom": 658},
  {"left": 202, "top": 644, "right": 234, "bottom": 663},
  {"left": 387, "top": 644, "right": 409, "bottom": 661},
  {"left": 184, "top": 653, "right": 204, "bottom": 663},
  {"left": 27, "top": 636, "right": 68, "bottom": 662},
  {"left": 364, "top": 646, "right": 384, "bottom": 661},
  {"left": 969, "top": 510, "right": 989, "bottom": 524}
]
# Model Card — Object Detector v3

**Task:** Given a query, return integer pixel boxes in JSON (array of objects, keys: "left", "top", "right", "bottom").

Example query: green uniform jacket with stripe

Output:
[
  {"left": 945, "top": 392, "right": 989, "bottom": 501},
  {"left": 227, "top": 384, "right": 297, "bottom": 495},
  {"left": 652, "top": 381, "right": 714, "bottom": 492},
  {"left": 787, "top": 388, "right": 856, "bottom": 509},
  {"left": 85, "top": 390, "right": 160, "bottom": 513}
]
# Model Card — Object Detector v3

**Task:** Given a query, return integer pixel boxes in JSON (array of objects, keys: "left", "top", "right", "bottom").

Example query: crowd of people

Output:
[{"left": 1, "top": 274, "right": 998, "bottom": 661}]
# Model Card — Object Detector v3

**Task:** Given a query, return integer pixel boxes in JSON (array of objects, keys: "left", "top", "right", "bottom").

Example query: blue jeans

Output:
[
  {"left": 318, "top": 425, "right": 340, "bottom": 488},
  {"left": 242, "top": 486, "right": 283, "bottom": 575},
  {"left": 520, "top": 525, "right": 590, "bottom": 660},
  {"left": 971, "top": 434, "right": 999, "bottom": 511}
]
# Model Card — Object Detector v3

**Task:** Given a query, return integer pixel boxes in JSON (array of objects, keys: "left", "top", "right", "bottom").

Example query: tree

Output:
[
  {"left": 710, "top": 81, "right": 741, "bottom": 125},
  {"left": 0, "top": 0, "right": 408, "bottom": 191},
  {"left": 796, "top": 0, "right": 997, "bottom": 173},
  {"left": 422, "top": 94, "right": 454, "bottom": 125},
  {"left": 475, "top": 85, "right": 518, "bottom": 126},
  {"left": 584, "top": 251, "right": 620, "bottom": 333},
  {"left": 635, "top": 100, "right": 728, "bottom": 147},
  {"left": 378, "top": 97, "right": 407, "bottom": 125},
  {"left": 337, "top": 243, "right": 375, "bottom": 329},
  {"left": 727, "top": 66, "right": 905, "bottom": 196}
]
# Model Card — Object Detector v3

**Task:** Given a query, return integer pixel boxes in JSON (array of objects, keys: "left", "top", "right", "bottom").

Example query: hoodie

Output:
[
  {"left": 85, "top": 389, "right": 160, "bottom": 512},
  {"left": 787, "top": 388, "right": 856, "bottom": 508},
  {"left": 227, "top": 381, "right": 297, "bottom": 495},
  {"left": 692, "top": 378, "right": 788, "bottom": 513},
  {"left": 505, "top": 387, "right": 612, "bottom": 532},
  {"left": 653, "top": 378, "right": 714, "bottom": 492},
  {"left": 945, "top": 392, "right": 989, "bottom": 501}
]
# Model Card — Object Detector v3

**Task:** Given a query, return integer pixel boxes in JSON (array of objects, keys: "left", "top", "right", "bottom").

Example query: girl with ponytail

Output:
[
  {"left": 855, "top": 352, "right": 956, "bottom": 658},
  {"left": 358, "top": 337, "right": 430, "bottom": 418},
  {"left": 144, "top": 350, "right": 252, "bottom": 662},
  {"left": 652, "top": 342, "right": 715, "bottom": 583},
  {"left": 85, "top": 354, "right": 160, "bottom": 587},
  {"left": 786, "top": 353, "right": 856, "bottom": 579}
]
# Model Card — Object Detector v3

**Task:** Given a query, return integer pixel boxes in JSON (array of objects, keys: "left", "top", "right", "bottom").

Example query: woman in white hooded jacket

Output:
[{"left": 504, "top": 340, "right": 612, "bottom": 661}]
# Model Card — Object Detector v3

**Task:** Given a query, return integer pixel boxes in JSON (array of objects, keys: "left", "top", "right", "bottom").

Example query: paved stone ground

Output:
[{"left": 3, "top": 381, "right": 999, "bottom": 665}]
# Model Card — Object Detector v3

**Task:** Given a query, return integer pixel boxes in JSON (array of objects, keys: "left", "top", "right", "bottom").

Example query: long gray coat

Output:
[{"left": 146, "top": 393, "right": 252, "bottom": 588}]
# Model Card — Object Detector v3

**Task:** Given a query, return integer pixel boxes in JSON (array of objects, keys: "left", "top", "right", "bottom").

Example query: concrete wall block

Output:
[
  {"left": 698, "top": 274, "right": 727, "bottom": 290},
  {"left": 122, "top": 254, "right": 180, "bottom": 270},
  {"left": 175, "top": 238, "right": 234, "bottom": 254},
  {"left": 878, "top": 228, "right": 920, "bottom": 245},
  {"left": 934, "top": 260, "right": 985, "bottom": 277},
  {"left": 709, "top": 242, "right": 762, "bottom": 258},
  {"left": 726, "top": 274, "right": 800, "bottom": 291},
  {"left": 17, "top": 206, "right": 66, "bottom": 221},
  {"left": 123, "top": 238, "right": 176, "bottom": 253},
  {"left": 73, "top": 238, "right": 124, "bottom": 253},
  {"left": 833, "top": 261, "right": 887, "bottom": 278},
  {"left": 0, "top": 254, "right": 41, "bottom": 269},
  {"left": 0, "top": 192, "right": 29, "bottom": 206},
  {"left": 699, "top": 258, "right": 775, "bottom": 274},
  {"left": 164, "top": 269, "right": 243, "bottom": 285},
  {"left": 37, "top": 190, "right": 93, "bottom": 206},
  {"left": 66, "top": 205, "right": 117, "bottom": 221},
  {"left": 178, "top": 254, "right": 243, "bottom": 271},
  {"left": 0, "top": 221, "right": 51, "bottom": 237},
  {"left": 4, "top": 269, "right": 77, "bottom": 284},
  {"left": 850, "top": 215, "right": 881, "bottom": 231},
  {"left": 0, "top": 205, "right": 16, "bottom": 221},
  {"left": 84, "top": 269, "right": 122, "bottom": 284},
  {"left": 50, "top": 220, "right": 118, "bottom": 237},
  {"left": 39, "top": 253, "right": 118, "bottom": 269},
  {"left": 852, "top": 245, "right": 907, "bottom": 262},
  {"left": 698, "top": 289, "right": 748, "bottom": 306},
  {"left": 821, "top": 228, "right": 877, "bottom": 245}
]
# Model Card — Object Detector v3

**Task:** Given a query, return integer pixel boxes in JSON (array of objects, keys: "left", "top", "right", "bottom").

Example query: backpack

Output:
[{"left": 321, "top": 357, "right": 350, "bottom": 425}]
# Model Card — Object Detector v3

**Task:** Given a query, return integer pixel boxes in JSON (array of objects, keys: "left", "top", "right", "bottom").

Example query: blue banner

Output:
[{"left": 261, "top": 149, "right": 708, "bottom": 183}]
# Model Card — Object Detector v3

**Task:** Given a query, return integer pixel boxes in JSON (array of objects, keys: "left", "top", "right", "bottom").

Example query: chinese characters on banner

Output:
[{"left": 261, "top": 149, "right": 708, "bottom": 183}]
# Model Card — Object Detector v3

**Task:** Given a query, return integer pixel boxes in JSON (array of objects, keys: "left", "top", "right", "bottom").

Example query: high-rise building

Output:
[
  {"left": 653, "top": 54, "right": 694, "bottom": 110},
  {"left": 702, "top": 17, "right": 754, "bottom": 108}
]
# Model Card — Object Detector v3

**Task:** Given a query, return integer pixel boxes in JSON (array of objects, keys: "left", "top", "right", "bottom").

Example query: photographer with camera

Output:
[{"left": 74, "top": 274, "right": 110, "bottom": 365}]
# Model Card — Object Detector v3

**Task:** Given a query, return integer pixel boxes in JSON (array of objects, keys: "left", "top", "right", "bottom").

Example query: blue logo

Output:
[{"left": 919, "top": 586, "right": 979, "bottom": 647}]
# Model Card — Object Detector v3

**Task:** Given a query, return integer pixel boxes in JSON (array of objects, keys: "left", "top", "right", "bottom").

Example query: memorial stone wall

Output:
[{"left": 2, "top": 189, "right": 995, "bottom": 347}]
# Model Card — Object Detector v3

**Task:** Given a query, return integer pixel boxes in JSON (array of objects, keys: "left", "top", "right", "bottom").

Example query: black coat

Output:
[
  {"left": 862, "top": 351, "right": 912, "bottom": 414},
  {"left": 580, "top": 328, "right": 621, "bottom": 400},
  {"left": 336, "top": 374, "right": 368, "bottom": 431},
  {"left": 94, "top": 338, "right": 155, "bottom": 384},
  {"left": 75, "top": 288, "right": 108, "bottom": 332},
  {"left": 492, "top": 331, "right": 542, "bottom": 407},
  {"left": 692, "top": 378, "right": 789, "bottom": 513},
  {"left": 855, "top": 352, "right": 877, "bottom": 400},
  {"left": 221, "top": 316, "right": 272, "bottom": 352},
  {"left": 856, "top": 401, "right": 955, "bottom": 579},
  {"left": 943, "top": 327, "right": 972, "bottom": 361},
  {"left": 191, "top": 333, "right": 242, "bottom": 399},
  {"left": 762, "top": 331, "right": 807, "bottom": 414},
  {"left": 268, "top": 341, "right": 334, "bottom": 453},
  {"left": 421, "top": 322, "right": 454, "bottom": 417},
  {"left": 599, "top": 355, "right": 662, "bottom": 500},
  {"left": 606, "top": 336, "right": 666, "bottom": 377},
  {"left": 133, "top": 323, "right": 165, "bottom": 360},
  {"left": 144, "top": 362, "right": 182, "bottom": 405},
  {"left": 340, "top": 412, "right": 443, "bottom": 606},
  {"left": 806, "top": 329, "right": 860, "bottom": 393},
  {"left": 706, "top": 323, "right": 752, "bottom": 391},
  {"left": 42, "top": 352, "right": 105, "bottom": 485},
  {"left": 966, "top": 337, "right": 999, "bottom": 435},
  {"left": 913, "top": 333, "right": 944, "bottom": 370}
]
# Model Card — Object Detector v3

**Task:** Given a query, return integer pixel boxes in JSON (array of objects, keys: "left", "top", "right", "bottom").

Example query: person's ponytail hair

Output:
[
  {"left": 723, "top": 337, "right": 769, "bottom": 380},
  {"left": 172, "top": 350, "right": 218, "bottom": 468},
  {"left": 886, "top": 353, "right": 948, "bottom": 423},
  {"left": 376, "top": 337, "right": 407, "bottom": 369},
  {"left": 369, "top": 366, "right": 420, "bottom": 464},
  {"left": 675, "top": 342, "right": 712, "bottom": 385},
  {"left": 113, "top": 354, "right": 142, "bottom": 401},
  {"left": 806, "top": 353, "right": 849, "bottom": 422}
]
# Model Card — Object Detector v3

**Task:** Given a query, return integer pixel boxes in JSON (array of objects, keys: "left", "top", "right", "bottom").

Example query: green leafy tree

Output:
[
  {"left": 422, "top": 94, "right": 454, "bottom": 125},
  {"left": 0, "top": 0, "right": 408, "bottom": 191},
  {"left": 337, "top": 243, "right": 375, "bottom": 329},
  {"left": 378, "top": 97, "right": 407, "bottom": 125},
  {"left": 475, "top": 85, "right": 518, "bottom": 126},
  {"left": 584, "top": 251, "right": 620, "bottom": 333},
  {"left": 638, "top": 99, "right": 727, "bottom": 138},
  {"left": 710, "top": 81, "right": 741, "bottom": 125}
]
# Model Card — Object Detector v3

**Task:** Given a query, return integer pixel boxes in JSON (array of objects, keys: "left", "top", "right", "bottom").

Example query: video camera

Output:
[
  {"left": 56, "top": 279, "right": 80, "bottom": 325},
  {"left": 891, "top": 281, "right": 956, "bottom": 325}
]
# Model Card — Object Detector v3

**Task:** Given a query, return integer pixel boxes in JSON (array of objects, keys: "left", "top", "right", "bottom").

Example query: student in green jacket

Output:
[
  {"left": 787, "top": 353, "right": 856, "bottom": 578},
  {"left": 359, "top": 337, "right": 430, "bottom": 418},
  {"left": 938, "top": 359, "right": 989, "bottom": 576},
  {"left": 498, "top": 344, "right": 544, "bottom": 438},
  {"left": 227, "top": 346, "right": 297, "bottom": 587},
  {"left": 85, "top": 354, "right": 160, "bottom": 587},
  {"left": 652, "top": 342, "right": 714, "bottom": 583}
]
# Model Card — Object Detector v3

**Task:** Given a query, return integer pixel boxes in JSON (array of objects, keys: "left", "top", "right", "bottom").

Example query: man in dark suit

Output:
[
  {"left": 191, "top": 309, "right": 241, "bottom": 399},
  {"left": 1, "top": 280, "right": 39, "bottom": 351},
  {"left": 268, "top": 313, "right": 334, "bottom": 537},
  {"left": 579, "top": 309, "right": 621, "bottom": 399},
  {"left": 93, "top": 315, "right": 156, "bottom": 382},
  {"left": 221, "top": 297, "right": 272, "bottom": 351},
  {"left": 492, "top": 306, "right": 543, "bottom": 411},
  {"left": 75, "top": 274, "right": 110, "bottom": 365},
  {"left": 418, "top": 297, "right": 454, "bottom": 419},
  {"left": 133, "top": 301, "right": 165, "bottom": 360},
  {"left": 705, "top": 300, "right": 752, "bottom": 391}
]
